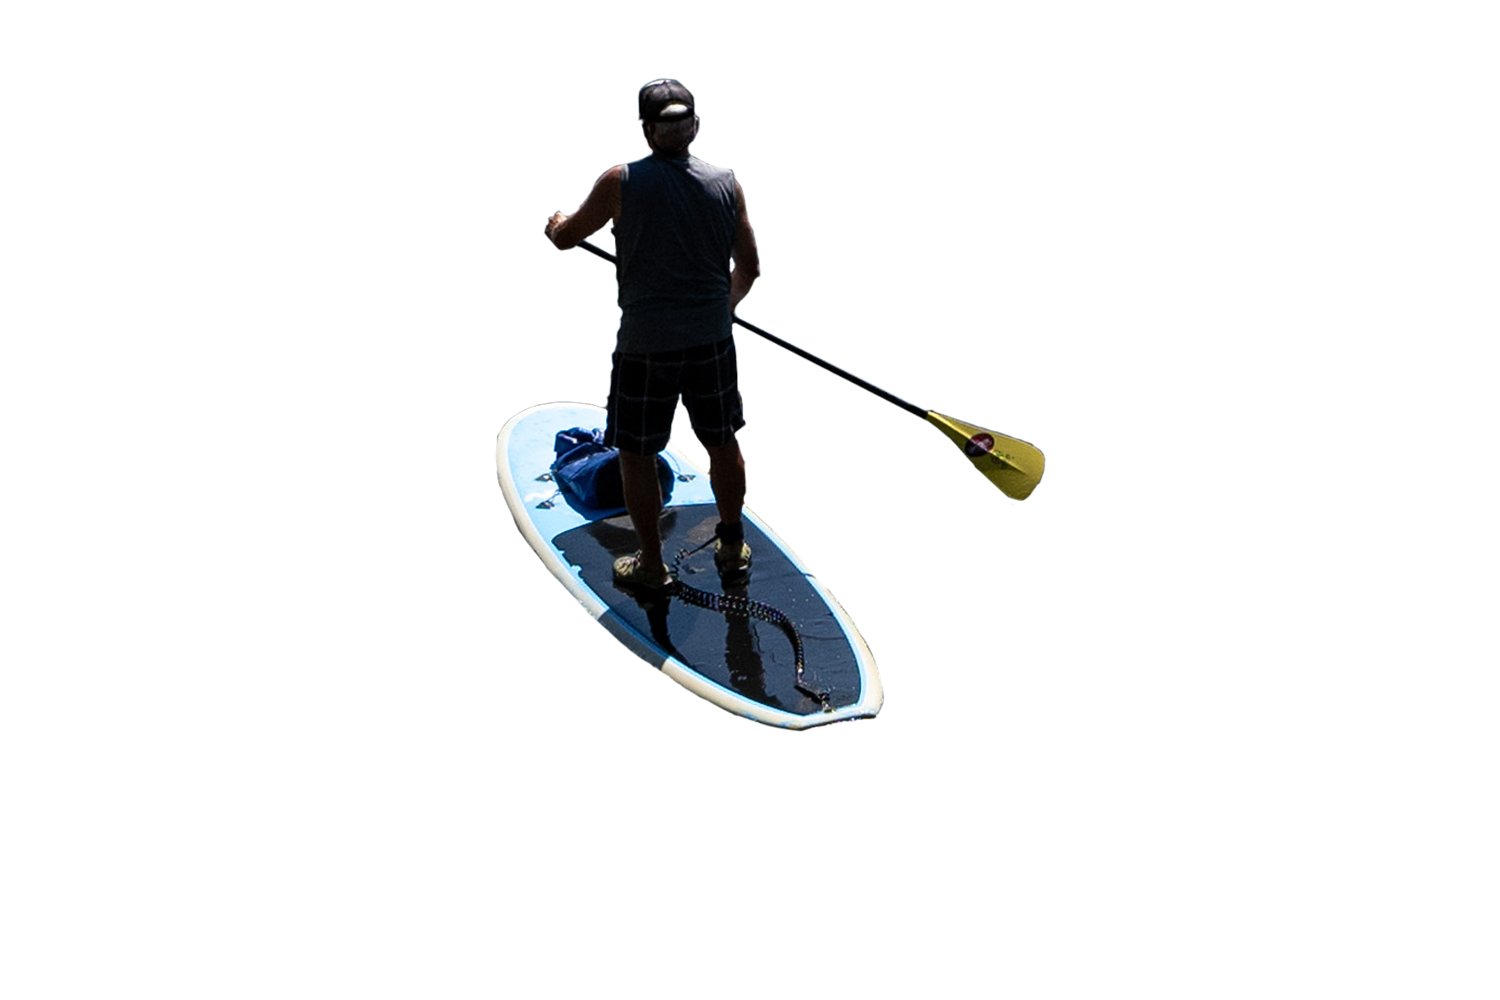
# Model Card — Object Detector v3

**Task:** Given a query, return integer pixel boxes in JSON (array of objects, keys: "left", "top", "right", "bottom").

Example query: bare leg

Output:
[
  {"left": 704, "top": 437, "right": 745, "bottom": 527},
  {"left": 618, "top": 451, "right": 667, "bottom": 577}
]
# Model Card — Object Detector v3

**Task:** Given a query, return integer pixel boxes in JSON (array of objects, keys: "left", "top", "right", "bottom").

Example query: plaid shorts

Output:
[{"left": 605, "top": 337, "right": 746, "bottom": 455}]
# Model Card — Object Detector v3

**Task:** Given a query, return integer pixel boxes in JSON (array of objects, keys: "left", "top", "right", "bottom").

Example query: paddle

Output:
[{"left": 574, "top": 239, "right": 1045, "bottom": 501}]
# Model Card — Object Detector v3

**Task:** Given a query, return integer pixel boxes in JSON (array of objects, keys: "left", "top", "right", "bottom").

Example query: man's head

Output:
[{"left": 639, "top": 78, "right": 698, "bottom": 155}]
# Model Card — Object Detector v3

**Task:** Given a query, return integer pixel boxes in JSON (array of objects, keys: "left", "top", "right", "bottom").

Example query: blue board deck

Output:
[{"left": 497, "top": 402, "right": 882, "bottom": 729}]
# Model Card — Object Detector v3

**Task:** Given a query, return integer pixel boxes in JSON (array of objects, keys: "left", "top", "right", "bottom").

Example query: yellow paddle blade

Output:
[{"left": 925, "top": 411, "right": 1045, "bottom": 500}]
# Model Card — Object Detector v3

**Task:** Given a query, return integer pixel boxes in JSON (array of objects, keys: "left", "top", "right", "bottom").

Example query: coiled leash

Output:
[
  {"left": 668, "top": 529, "right": 833, "bottom": 713},
  {"left": 531, "top": 464, "right": 834, "bottom": 716}
]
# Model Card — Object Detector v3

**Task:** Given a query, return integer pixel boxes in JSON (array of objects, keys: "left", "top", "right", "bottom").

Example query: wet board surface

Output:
[{"left": 497, "top": 401, "right": 882, "bottom": 729}]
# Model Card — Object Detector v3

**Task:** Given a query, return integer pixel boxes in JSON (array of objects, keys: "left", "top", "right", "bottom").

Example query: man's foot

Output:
[
  {"left": 613, "top": 552, "right": 674, "bottom": 592},
  {"left": 714, "top": 538, "right": 752, "bottom": 582}
]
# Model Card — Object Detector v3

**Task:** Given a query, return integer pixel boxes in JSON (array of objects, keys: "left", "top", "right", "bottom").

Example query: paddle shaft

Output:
[
  {"left": 575, "top": 240, "right": 927, "bottom": 420},
  {"left": 573, "top": 238, "right": 1045, "bottom": 500}
]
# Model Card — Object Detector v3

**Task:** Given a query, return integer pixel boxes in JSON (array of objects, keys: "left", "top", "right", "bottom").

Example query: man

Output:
[{"left": 545, "top": 79, "right": 760, "bottom": 591}]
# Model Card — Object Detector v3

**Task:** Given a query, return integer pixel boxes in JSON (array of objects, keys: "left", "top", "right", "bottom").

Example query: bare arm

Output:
[
  {"left": 728, "top": 179, "right": 759, "bottom": 315},
  {"left": 545, "top": 166, "right": 623, "bottom": 249}
]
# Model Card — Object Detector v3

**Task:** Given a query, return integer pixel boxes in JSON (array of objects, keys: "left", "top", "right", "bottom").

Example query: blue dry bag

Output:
[{"left": 550, "top": 428, "right": 676, "bottom": 511}]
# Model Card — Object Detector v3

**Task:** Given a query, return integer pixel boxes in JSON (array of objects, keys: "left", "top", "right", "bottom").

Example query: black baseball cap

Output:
[{"left": 639, "top": 79, "right": 695, "bottom": 123}]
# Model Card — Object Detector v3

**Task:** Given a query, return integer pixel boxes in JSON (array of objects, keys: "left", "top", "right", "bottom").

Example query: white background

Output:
[{"left": 5, "top": 3, "right": 1494, "bottom": 995}]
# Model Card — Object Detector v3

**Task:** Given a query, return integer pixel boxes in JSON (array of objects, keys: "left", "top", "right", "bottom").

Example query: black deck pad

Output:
[{"left": 553, "top": 503, "right": 863, "bottom": 715}]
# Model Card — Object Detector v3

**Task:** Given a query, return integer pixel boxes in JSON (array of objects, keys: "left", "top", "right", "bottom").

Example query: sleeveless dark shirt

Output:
[{"left": 614, "top": 153, "right": 737, "bottom": 353}]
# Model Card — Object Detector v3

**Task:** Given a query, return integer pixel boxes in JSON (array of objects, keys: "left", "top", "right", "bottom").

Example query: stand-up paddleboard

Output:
[{"left": 497, "top": 401, "right": 882, "bottom": 729}]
